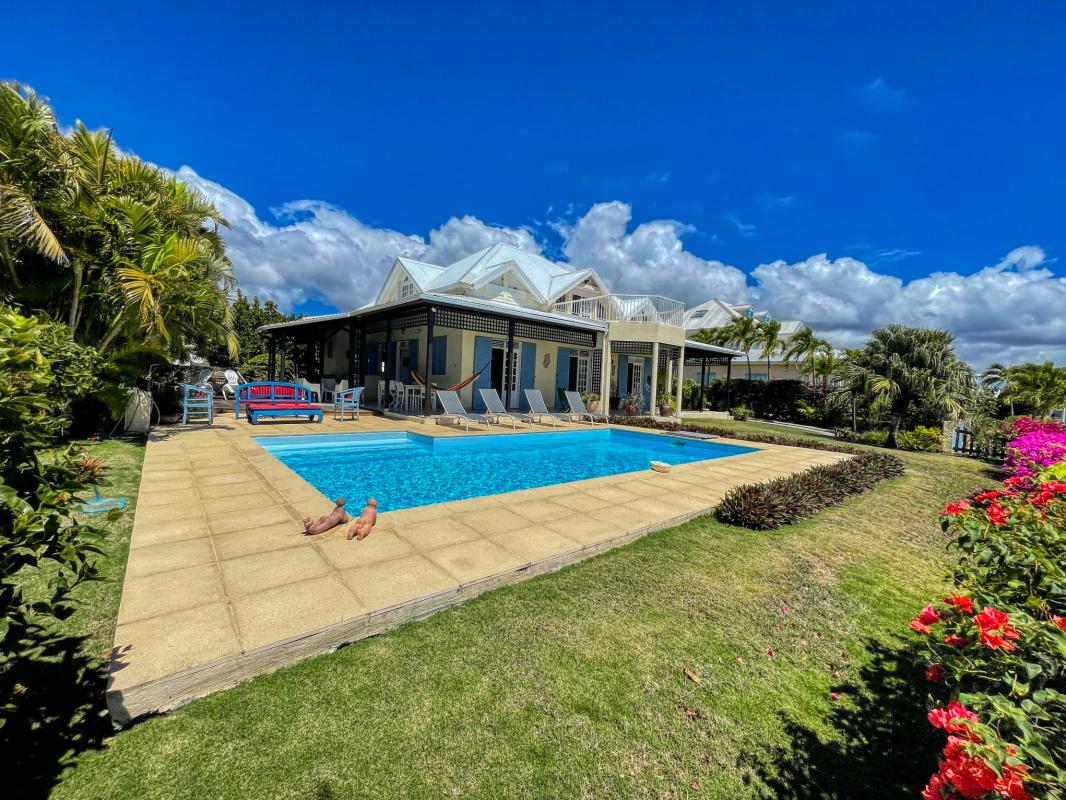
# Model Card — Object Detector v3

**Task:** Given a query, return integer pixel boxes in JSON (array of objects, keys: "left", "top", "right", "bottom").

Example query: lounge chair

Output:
[
  {"left": 478, "top": 388, "right": 534, "bottom": 429},
  {"left": 435, "top": 390, "right": 491, "bottom": 431},
  {"left": 564, "top": 390, "right": 610, "bottom": 424},
  {"left": 524, "top": 389, "right": 575, "bottom": 426}
]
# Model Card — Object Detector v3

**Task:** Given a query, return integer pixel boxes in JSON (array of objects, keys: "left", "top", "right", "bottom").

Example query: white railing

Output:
[{"left": 552, "top": 294, "right": 685, "bottom": 327}]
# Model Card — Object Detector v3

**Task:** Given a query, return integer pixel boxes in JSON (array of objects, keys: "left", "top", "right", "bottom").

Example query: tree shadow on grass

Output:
[
  {"left": 5, "top": 633, "right": 112, "bottom": 799},
  {"left": 749, "top": 636, "right": 940, "bottom": 799}
]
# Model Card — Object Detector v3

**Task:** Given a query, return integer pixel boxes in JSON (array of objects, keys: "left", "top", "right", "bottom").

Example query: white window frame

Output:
[
  {"left": 399, "top": 276, "right": 415, "bottom": 299},
  {"left": 574, "top": 349, "right": 591, "bottom": 393}
]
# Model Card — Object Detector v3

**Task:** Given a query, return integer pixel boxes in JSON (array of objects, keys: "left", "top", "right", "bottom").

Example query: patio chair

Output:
[
  {"left": 388, "top": 379, "right": 406, "bottom": 412},
  {"left": 478, "top": 388, "right": 534, "bottom": 429},
  {"left": 320, "top": 376, "right": 337, "bottom": 403},
  {"left": 220, "top": 369, "right": 242, "bottom": 400},
  {"left": 181, "top": 383, "right": 214, "bottom": 425},
  {"left": 434, "top": 390, "right": 491, "bottom": 431},
  {"left": 523, "top": 389, "right": 575, "bottom": 427},
  {"left": 564, "top": 390, "right": 610, "bottom": 424},
  {"left": 333, "top": 386, "right": 364, "bottom": 421}
]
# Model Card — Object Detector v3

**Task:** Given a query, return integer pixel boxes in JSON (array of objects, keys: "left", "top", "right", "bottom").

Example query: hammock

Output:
[{"left": 410, "top": 362, "right": 489, "bottom": 393}]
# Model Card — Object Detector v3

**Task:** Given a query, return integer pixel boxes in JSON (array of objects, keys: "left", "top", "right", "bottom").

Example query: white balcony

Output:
[{"left": 552, "top": 294, "right": 685, "bottom": 327}]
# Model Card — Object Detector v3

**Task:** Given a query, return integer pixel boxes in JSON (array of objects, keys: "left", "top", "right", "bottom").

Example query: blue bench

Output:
[
  {"left": 234, "top": 382, "right": 310, "bottom": 419},
  {"left": 244, "top": 402, "right": 324, "bottom": 425}
]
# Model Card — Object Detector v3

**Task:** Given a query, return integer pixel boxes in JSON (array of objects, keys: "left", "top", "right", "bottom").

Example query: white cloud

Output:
[
  {"left": 556, "top": 201, "right": 749, "bottom": 303},
  {"left": 723, "top": 213, "right": 758, "bottom": 238},
  {"left": 862, "top": 77, "right": 906, "bottom": 109},
  {"left": 759, "top": 192, "right": 796, "bottom": 210},
  {"left": 177, "top": 167, "right": 1065, "bottom": 366}
]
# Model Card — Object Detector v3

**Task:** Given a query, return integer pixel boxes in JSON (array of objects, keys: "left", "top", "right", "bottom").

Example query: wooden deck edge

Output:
[{"left": 106, "top": 507, "right": 710, "bottom": 726}]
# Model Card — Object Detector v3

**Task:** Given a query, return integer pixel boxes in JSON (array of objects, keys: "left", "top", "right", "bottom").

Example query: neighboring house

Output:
[
  {"left": 682, "top": 299, "right": 805, "bottom": 382},
  {"left": 259, "top": 243, "right": 741, "bottom": 413}
]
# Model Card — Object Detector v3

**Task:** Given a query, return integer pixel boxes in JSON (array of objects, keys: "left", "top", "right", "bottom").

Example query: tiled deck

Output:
[{"left": 107, "top": 413, "right": 849, "bottom": 723}]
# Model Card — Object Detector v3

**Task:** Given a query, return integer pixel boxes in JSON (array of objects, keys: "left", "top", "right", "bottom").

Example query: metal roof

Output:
[
  {"left": 683, "top": 339, "right": 744, "bottom": 357},
  {"left": 259, "top": 291, "right": 609, "bottom": 334}
]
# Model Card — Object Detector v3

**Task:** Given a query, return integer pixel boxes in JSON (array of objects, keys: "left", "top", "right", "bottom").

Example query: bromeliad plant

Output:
[{"left": 910, "top": 462, "right": 1066, "bottom": 799}]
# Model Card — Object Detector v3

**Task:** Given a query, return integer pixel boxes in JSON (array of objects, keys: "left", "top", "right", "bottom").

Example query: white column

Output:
[
  {"left": 599, "top": 331, "right": 610, "bottom": 414},
  {"left": 675, "top": 345, "right": 685, "bottom": 414},
  {"left": 649, "top": 341, "right": 659, "bottom": 415}
]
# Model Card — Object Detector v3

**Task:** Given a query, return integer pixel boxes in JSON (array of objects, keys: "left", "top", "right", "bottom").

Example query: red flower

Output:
[
  {"left": 943, "top": 634, "right": 968, "bottom": 647},
  {"left": 925, "top": 664, "right": 946, "bottom": 683},
  {"left": 919, "top": 604, "right": 943, "bottom": 626},
  {"left": 910, "top": 619, "right": 931, "bottom": 635},
  {"left": 928, "top": 701, "right": 979, "bottom": 734},
  {"left": 1040, "top": 481, "right": 1066, "bottom": 493},
  {"left": 765, "top": 646, "right": 775, "bottom": 656},
  {"left": 973, "top": 490, "right": 1004, "bottom": 502},
  {"left": 940, "top": 736, "right": 998, "bottom": 798},
  {"left": 921, "top": 773, "right": 947, "bottom": 800},
  {"left": 1003, "top": 475, "right": 1030, "bottom": 489},
  {"left": 974, "top": 607, "right": 1021, "bottom": 652},
  {"left": 943, "top": 500, "right": 970, "bottom": 516},
  {"left": 1029, "top": 490, "right": 1055, "bottom": 508},
  {"left": 994, "top": 764, "right": 1031, "bottom": 800},
  {"left": 944, "top": 593, "right": 974, "bottom": 614},
  {"left": 1052, "top": 615, "right": 1066, "bottom": 632},
  {"left": 829, "top": 691, "right": 841, "bottom": 701},
  {"left": 986, "top": 502, "right": 1010, "bottom": 526}
]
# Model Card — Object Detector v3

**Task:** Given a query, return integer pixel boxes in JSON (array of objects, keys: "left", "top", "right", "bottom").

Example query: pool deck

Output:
[{"left": 107, "top": 413, "right": 850, "bottom": 724}]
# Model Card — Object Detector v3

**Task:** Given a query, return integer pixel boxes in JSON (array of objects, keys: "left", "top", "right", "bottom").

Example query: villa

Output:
[
  {"left": 260, "top": 243, "right": 743, "bottom": 415},
  {"left": 682, "top": 298, "right": 806, "bottom": 383}
]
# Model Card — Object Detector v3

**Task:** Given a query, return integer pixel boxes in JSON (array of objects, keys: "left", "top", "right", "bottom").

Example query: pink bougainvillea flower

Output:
[
  {"left": 778, "top": 602, "right": 791, "bottom": 614},
  {"left": 1052, "top": 615, "right": 1066, "bottom": 632},
  {"left": 909, "top": 619, "right": 931, "bottom": 635},
  {"left": 943, "top": 634, "right": 968, "bottom": 648},
  {"left": 918, "top": 604, "right": 943, "bottom": 626},
  {"left": 942, "top": 500, "right": 970, "bottom": 516},
  {"left": 944, "top": 593, "right": 974, "bottom": 615},
  {"left": 986, "top": 502, "right": 1010, "bottom": 526},
  {"left": 928, "top": 700, "right": 979, "bottom": 734},
  {"left": 925, "top": 664, "right": 946, "bottom": 683},
  {"left": 765, "top": 646, "right": 775, "bottom": 656}
]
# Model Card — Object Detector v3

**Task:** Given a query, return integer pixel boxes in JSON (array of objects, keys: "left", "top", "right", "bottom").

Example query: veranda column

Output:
[
  {"left": 423, "top": 307, "right": 435, "bottom": 416},
  {"left": 267, "top": 336, "right": 277, "bottom": 381},
  {"left": 725, "top": 357, "right": 733, "bottom": 411},
  {"left": 675, "top": 345, "right": 685, "bottom": 413},
  {"left": 599, "top": 331, "right": 610, "bottom": 412},
  {"left": 649, "top": 341, "right": 659, "bottom": 415},
  {"left": 698, "top": 355, "right": 708, "bottom": 410}
]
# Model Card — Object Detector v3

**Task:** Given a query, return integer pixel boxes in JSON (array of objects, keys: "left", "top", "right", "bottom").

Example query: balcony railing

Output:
[{"left": 552, "top": 294, "right": 685, "bottom": 327}]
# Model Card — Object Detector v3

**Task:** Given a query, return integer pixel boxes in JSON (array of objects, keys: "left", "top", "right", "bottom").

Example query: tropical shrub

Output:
[
  {"left": 730, "top": 404, "right": 752, "bottom": 421},
  {"left": 859, "top": 429, "right": 890, "bottom": 446},
  {"left": 898, "top": 425, "right": 945, "bottom": 452},
  {"left": 713, "top": 451, "right": 905, "bottom": 530},
  {"left": 0, "top": 308, "right": 111, "bottom": 725},
  {"left": 621, "top": 417, "right": 861, "bottom": 455},
  {"left": 909, "top": 464, "right": 1066, "bottom": 798}
]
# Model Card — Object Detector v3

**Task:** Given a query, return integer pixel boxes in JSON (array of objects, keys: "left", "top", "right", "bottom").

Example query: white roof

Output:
[
  {"left": 683, "top": 297, "right": 806, "bottom": 341},
  {"left": 380, "top": 242, "right": 600, "bottom": 305}
]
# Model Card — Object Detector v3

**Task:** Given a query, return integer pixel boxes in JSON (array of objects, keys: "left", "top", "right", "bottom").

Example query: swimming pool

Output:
[{"left": 256, "top": 429, "right": 756, "bottom": 512}]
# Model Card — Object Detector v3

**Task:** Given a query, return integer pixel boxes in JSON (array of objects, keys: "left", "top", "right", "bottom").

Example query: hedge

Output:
[
  {"left": 712, "top": 451, "right": 906, "bottom": 530},
  {"left": 620, "top": 416, "right": 861, "bottom": 455}
]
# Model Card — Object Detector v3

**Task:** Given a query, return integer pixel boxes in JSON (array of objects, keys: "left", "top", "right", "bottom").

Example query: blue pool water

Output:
[{"left": 256, "top": 429, "right": 756, "bottom": 512}]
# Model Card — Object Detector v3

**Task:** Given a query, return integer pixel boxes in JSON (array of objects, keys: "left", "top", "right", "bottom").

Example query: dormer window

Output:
[
  {"left": 400, "top": 276, "right": 415, "bottom": 299},
  {"left": 690, "top": 310, "right": 708, "bottom": 319}
]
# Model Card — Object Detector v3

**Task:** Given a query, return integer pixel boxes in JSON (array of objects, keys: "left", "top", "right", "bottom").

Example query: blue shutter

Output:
[
  {"left": 555, "top": 347, "right": 571, "bottom": 409},
  {"left": 617, "top": 354, "right": 629, "bottom": 396},
  {"left": 432, "top": 335, "right": 447, "bottom": 375},
  {"left": 643, "top": 357, "right": 653, "bottom": 410},
  {"left": 406, "top": 338, "right": 418, "bottom": 383},
  {"left": 519, "top": 342, "right": 536, "bottom": 409},
  {"left": 472, "top": 336, "right": 494, "bottom": 410}
]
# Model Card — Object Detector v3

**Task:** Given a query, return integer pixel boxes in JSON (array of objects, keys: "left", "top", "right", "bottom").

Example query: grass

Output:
[{"left": 45, "top": 422, "right": 997, "bottom": 799}]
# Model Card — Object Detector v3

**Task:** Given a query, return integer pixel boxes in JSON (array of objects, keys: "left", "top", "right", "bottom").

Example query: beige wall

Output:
[{"left": 682, "top": 361, "right": 804, "bottom": 383}]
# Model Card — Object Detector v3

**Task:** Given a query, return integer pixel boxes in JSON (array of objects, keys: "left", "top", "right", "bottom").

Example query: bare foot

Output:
[
  {"left": 346, "top": 498, "right": 378, "bottom": 541},
  {"left": 305, "top": 498, "right": 349, "bottom": 535}
]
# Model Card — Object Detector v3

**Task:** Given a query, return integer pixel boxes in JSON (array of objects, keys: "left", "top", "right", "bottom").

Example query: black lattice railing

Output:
[
  {"left": 435, "top": 308, "right": 510, "bottom": 336},
  {"left": 592, "top": 350, "right": 602, "bottom": 394},
  {"left": 611, "top": 341, "right": 653, "bottom": 356},
  {"left": 515, "top": 321, "right": 596, "bottom": 348}
]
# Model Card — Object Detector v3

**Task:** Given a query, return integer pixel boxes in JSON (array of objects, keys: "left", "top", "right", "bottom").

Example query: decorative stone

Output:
[{"left": 650, "top": 461, "right": 671, "bottom": 473}]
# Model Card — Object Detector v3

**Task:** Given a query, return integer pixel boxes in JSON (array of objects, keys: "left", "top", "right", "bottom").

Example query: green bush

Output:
[
  {"left": 859, "top": 429, "right": 889, "bottom": 446},
  {"left": 0, "top": 307, "right": 111, "bottom": 725},
  {"left": 730, "top": 405, "right": 752, "bottom": 421},
  {"left": 896, "top": 424, "right": 943, "bottom": 452},
  {"left": 620, "top": 417, "right": 862, "bottom": 455},
  {"left": 713, "top": 452, "right": 906, "bottom": 530}
]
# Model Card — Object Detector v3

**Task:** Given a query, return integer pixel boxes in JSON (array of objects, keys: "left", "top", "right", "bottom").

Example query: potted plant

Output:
[
  {"left": 729, "top": 404, "right": 752, "bottom": 421},
  {"left": 657, "top": 392, "right": 675, "bottom": 417},
  {"left": 582, "top": 391, "right": 601, "bottom": 414},
  {"left": 621, "top": 391, "right": 643, "bottom": 416}
]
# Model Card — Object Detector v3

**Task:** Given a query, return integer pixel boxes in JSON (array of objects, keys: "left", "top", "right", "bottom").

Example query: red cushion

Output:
[
  {"left": 250, "top": 386, "right": 270, "bottom": 397},
  {"left": 245, "top": 402, "right": 319, "bottom": 411}
]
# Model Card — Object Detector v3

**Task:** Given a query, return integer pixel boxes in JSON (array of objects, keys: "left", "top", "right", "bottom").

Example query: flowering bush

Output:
[
  {"left": 1003, "top": 418, "right": 1066, "bottom": 480},
  {"left": 910, "top": 459, "right": 1066, "bottom": 799}
]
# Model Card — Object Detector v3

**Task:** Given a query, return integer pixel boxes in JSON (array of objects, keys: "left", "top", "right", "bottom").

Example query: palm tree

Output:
[
  {"left": 813, "top": 347, "right": 841, "bottom": 388},
  {"left": 1010, "top": 361, "right": 1066, "bottom": 418},
  {"left": 838, "top": 325, "right": 975, "bottom": 448},
  {"left": 980, "top": 362, "right": 1017, "bottom": 414},
  {"left": 694, "top": 315, "right": 760, "bottom": 379},
  {"left": 754, "top": 319, "right": 785, "bottom": 381},
  {"left": 783, "top": 326, "right": 831, "bottom": 386}
]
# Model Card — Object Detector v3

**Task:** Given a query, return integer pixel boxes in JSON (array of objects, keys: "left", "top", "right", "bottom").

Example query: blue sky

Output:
[{"left": 5, "top": 1, "right": 1066, "bottom": 363}]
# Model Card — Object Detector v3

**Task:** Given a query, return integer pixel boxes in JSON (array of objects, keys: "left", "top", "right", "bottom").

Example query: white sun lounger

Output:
[
  {"left": 524, "top": 389, "right": 575, "bottom": 426},
  {"left": 564, "top": 390, "right": 610, "bottom": 424},
  {"left": 478, "top": 388, "right": 534, "bottom": 429},
  {"left": 435, "top": 390, "right": 491, "bottom": 431}
]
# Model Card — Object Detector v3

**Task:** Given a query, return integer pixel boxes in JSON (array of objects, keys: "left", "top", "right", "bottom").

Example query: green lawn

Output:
[{"left": 45, "top": 422, "right": 996, "bottom": 799}]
